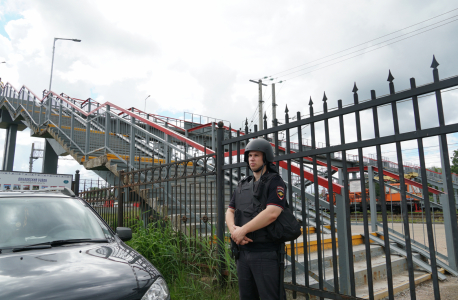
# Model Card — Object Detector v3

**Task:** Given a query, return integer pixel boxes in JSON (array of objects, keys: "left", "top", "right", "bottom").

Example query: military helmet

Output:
[{"left": 243, "top": 138, "right": 275, "bottom": 163}]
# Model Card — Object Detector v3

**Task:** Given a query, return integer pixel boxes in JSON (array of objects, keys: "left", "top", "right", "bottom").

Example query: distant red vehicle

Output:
[
  {"left": 103, "top": 200, "right": 114, "bottom": 207},
  {"left": 326, "top": 182, "right": 423, "bottom": 212}
]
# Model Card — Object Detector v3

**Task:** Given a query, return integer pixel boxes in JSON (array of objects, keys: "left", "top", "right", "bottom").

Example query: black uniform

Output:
[{"left": 229, "top": 172, "right": 287, "bottom": 300}]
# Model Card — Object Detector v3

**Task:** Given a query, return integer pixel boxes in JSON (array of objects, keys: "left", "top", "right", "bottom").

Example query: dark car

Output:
[{"left": 0, "top": 188, "right": 170, "bottom": 300}]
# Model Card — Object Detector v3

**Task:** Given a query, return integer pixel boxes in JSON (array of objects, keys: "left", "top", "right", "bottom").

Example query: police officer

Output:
[{"left": 225, "top": 138, "right": 287, "bottom": 300}]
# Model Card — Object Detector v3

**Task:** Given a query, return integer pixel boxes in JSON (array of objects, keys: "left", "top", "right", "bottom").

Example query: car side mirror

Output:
[{"left": 116, "top": 227, "right": 132, "bottom": 242}]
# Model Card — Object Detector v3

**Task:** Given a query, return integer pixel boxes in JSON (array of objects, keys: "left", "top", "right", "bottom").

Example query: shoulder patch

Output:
[{"left": 276, "top": 186, "right": 285, "bottom": 200}]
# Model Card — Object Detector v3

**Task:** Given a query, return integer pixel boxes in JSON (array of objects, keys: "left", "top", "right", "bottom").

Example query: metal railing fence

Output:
[{"left": 216, "top": 57, "right": 458, "bottom": 300}]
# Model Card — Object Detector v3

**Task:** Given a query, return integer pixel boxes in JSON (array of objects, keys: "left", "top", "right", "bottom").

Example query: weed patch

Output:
[{"left": 126, "top": 220, "right": 239, "bottom": 300}]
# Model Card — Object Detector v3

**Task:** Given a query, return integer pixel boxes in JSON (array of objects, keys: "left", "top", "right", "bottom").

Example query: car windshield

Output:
[{"left": 0, "top": 196, "right": 112, "bottom": 249}]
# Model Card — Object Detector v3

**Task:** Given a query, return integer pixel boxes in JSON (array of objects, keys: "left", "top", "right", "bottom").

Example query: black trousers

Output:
[{"left": 236, "top": 250, "right": 286, "bottom": 300}]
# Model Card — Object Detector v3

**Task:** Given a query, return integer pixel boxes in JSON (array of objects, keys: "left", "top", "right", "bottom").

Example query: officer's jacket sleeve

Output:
[
  {"left": 266, "top": 176, "right": 287, "bottom": 209},
  {"left": 228, "top": 189, "right": 236, "bottom": 210}
]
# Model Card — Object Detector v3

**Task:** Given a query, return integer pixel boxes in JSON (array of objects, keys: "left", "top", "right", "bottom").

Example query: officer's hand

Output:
[
  {"left": 240, "top": 236, "right": 253, "bottom": 245},
  {"left": 231, "top": 225, "right": 249, "bottom": 245}
]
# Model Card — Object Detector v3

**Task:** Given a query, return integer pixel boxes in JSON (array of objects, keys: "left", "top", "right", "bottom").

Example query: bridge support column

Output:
[
  {"left": 368, "top": 166, "right": 378, "bottom": 232},
  {"left": 2, "top": 124, "right": 18, "bottom": 171},
  {"left": 439, "top": 137, "right": 458, "bottom": 271},
  {"left": 42, "top": 139, "right": 58, "bottom": 174},
  {"left": 336, "top": 168, "right": 351, "bottom": 295}
]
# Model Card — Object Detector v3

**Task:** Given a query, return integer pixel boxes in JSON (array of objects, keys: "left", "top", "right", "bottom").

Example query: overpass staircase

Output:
[{"left": 0, "top": 82, "right": 454, "bottom": 299}]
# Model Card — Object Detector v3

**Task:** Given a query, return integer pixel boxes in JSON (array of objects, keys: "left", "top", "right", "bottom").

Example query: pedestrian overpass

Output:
[{"left": 1, "top": 57, "right": 458, "bottom": 299}]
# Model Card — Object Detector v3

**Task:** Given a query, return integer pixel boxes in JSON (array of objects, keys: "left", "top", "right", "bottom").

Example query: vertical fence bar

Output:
[
  {"left": 297, "top": 112, "right": 310, "bottom": 297},
  {"left": 411, "top": 74, "right": 441, "bottom": 298},
  {"left": 323, "top": 94, "right": 339, "bottom": 294},
  {"left": 432, "top": 57, "right": 458, "bottom": 274},
  {"left": 284, "top": 106, "right": 297, "bottom": 296},
  {"left": 245, "top": 119, "right": 250, "bottom": 177},
  {"left": 353, "top": 85, "right": 375, "bottom": 300},
  {"left": 130, "top": 113, "right": 135, "bottom": 169},
  {"left": 74, "top": 170, "right": 80, "bottom": 196},
  {"left": 389, "top": 71, "right": 417, "bottom": 298},
  {"left": 216, "top": 121, "right": 225, "bottom": 282},
  {"left": 371, "top": 90, "right": 394, "bottom": 299},
  {"left": 308, "top": 99, "right": 324, "bottom": 294}
]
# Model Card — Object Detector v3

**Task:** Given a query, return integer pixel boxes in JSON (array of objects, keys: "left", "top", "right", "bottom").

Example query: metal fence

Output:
[
  {"left": 59, "top": 57, "right": 458, "bottom": 300},
  {"left": 216, "top": 57, "right": 458, "bottom": 300},
  {"left": 81, "top": 153, "right": 218, "bottom": 244}
]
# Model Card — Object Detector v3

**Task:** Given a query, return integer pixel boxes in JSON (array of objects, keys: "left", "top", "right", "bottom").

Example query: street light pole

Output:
[
  {"left": 49, "top": 38, "right": 81, "bottom": 92},
  {"left": 144, "top": 95, "right": 151, "bottom": 112}
]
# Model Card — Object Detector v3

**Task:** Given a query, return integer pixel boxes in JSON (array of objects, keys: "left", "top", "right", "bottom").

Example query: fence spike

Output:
[
  {"left": 352, "top": 82, "right": 358, "bottom": 93},
  {"left": 309, "top": 96, "right": 313, "bottom": 106},
  {"left": 387, "top": 70, "right": 395, "bottom": 82},
  {"left": 285, "top": 105, "right": 289, "bottom": 114},
  {"left": 322, "top": 92, "right": 327, "bottom": 102},
  {"left": 431, "top": 55, "right": 439, "bottom": 69},
  {"left": 264, "top": 112, "right": 267, "bottom": 120}
]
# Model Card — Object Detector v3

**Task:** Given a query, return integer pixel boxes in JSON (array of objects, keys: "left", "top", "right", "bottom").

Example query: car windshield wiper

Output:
[
  {"left": 11, "top": 238, "right": 109, "bottom": 252},
  {"left": 49, "top": 238, "right": 109, "bottom": 245},
  {"left": 12, "top": 244, "right": 52, "bottom": 252}
]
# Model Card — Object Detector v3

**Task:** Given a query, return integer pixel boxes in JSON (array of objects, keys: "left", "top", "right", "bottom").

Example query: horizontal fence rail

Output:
[
  {"left": 216, "top": 57, "right": 458, "bottom": 300},
  {"left": 1, "top": 57, "right": 458, "bottom": 300}
]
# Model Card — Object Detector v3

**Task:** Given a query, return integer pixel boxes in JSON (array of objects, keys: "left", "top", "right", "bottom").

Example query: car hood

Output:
[{"left": 0, "top": 242, "right": 160, "bottom": 300}]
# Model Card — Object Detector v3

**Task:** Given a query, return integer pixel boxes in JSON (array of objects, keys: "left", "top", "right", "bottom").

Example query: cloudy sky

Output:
[{"left": 0, "top": 0, "right": 457, "bottom": 181}]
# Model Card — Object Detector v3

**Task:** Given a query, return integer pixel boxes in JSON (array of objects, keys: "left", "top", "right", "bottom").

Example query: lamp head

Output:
[{"left": 73, "top": 39, "right": 81, "bottom": 42}]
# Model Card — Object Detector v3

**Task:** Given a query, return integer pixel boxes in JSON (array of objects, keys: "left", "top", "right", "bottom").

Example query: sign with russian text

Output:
[{"left": 0, "top": 171, "right": 72, "bottom": 191}]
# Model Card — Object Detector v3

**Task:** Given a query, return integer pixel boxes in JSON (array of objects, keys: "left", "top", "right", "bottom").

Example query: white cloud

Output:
[{"left": 0, "top": 0, "right": 457, "bottom": 181}]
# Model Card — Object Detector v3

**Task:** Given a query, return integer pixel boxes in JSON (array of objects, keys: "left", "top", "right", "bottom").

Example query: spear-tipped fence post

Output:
[
  {"left": 433, "top": 55, "right": 458, "bottom": 273},
  {"left": 118, "top": 171, "right": 124, "bottom": 227},
  {"left": 129, "top": 109, "right": 135, "bottom": 169},
  {"left": 74, "top": 170, "right": 80, "bottom": 196},
  {"left": 216, "top": 121, "right": 225, "bottom": 284},
  {"left": 387, "top": 70, "right": 395, "bottom": 94},
  {"left": 263, "top": 112, "right": 268, "bottom": 140}
]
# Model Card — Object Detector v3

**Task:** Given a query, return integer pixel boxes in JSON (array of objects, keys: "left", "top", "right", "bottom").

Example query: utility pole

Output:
[
  {"left": 249, "top": 79, "right": 267, "bottom": 130},
  {"left": 29, "top": 143, "right": 43, "bottom": 172},
  {"left": 272, "top": 83, "right": 277, "bottom": 126}
]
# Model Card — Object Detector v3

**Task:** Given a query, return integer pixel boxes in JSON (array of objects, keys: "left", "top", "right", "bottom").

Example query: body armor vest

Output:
[{"left": 234, "top": 172, "right": 279, "bottom": 243}]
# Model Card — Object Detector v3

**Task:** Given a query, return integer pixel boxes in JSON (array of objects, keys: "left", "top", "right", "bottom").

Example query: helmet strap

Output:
[{"left": 253, "top": 163, "right": 265, "bottom": 173}]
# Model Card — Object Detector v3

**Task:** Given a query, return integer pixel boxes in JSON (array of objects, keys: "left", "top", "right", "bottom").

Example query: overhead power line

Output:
[
  {"left": 280, "top": 17, "right": 458, "bottom": 82},
  {"left": 259, "top": 7, "right": 458, "bottom": 83},
  {"left": 278, "top": 15, "right": 458, "bottom": 79}
]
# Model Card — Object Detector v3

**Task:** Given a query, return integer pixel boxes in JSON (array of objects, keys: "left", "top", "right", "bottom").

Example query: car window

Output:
[{"left": 0, "top": 197, "right": 113, "bottom": 249}]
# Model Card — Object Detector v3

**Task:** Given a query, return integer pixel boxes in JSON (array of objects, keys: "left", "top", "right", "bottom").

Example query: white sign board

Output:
[
  {"left": 349, "top": 180, "right": 361, "bottom": 193},
  {"left": 0, "top": 171, "right": 73, "bottom": 191}
]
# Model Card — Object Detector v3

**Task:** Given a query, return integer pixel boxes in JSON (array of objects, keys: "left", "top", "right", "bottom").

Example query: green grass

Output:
[{"left": 126, "top": 220, "right": 239, "bottom": 300}]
